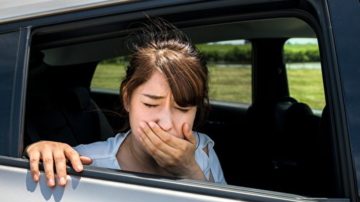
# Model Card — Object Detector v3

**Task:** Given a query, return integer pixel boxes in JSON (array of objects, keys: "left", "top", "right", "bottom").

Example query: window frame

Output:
[{"left": 0, "top": 28, "right": 31, "bottom": 157}]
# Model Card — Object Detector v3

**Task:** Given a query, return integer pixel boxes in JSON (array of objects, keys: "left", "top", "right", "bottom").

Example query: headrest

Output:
[
  {"left": 274, "top": 97, "right": 298, "bottom": 131},
  {"left": 287, "top": 103, "right": 313, "bottom": 119},
  {"left": 282, "top": 103, "right": 314, "bottom": 132},
  {"left": 64, "top": 87, "right": 90, "bottom": 111}
]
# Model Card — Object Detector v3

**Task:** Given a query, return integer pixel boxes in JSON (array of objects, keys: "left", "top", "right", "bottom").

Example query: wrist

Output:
[{"left": 180, "top": 162, "right": 207, "bottom": 181}]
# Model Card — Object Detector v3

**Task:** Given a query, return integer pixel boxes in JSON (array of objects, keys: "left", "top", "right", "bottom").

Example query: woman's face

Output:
[{"left": 126, "top": 70, "right": 197, "bottom": 141}]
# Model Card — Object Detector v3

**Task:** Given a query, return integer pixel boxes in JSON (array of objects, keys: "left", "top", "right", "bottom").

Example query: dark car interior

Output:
[{"left": 24, "top": 3, "right": 339, "bottom": 198}]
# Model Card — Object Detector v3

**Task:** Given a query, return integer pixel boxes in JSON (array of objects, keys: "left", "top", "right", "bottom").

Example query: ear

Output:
[{"left": 122, "top": 91, "right": 130, "bottom": 112}]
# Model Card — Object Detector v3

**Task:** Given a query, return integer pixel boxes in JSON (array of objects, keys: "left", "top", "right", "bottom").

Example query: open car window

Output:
[
  {"left": 27, "top": 18, "right": 334, "bottom": 199},
  {"left": 284, "top": 38, "right": 325, "bottom": 111},
  {"left": 35, "top": 15, "right": 334, "bottom": 197}
]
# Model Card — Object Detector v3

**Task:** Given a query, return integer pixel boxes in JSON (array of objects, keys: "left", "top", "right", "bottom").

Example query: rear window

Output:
[
  {"left": 197, "top": 40, "right": 252, "bottom": 104},
  {"left": 284, "top": 38, "right": 325, "bottom": 109},
  {"left": 91, "top": 58, "right": 127, "bottom": 91},
  {"left": 92, "top": 40, "right": 252, "bottom": 104}
]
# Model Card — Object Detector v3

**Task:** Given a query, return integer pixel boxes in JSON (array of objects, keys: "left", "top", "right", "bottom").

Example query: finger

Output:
[
  {"left": 42, "top": 150, "right": 55, "bottom": 187},
  {"left": 137, "top": 127, "right": 170, "bottom": 162},
  {"left": 53, "top": 151, "right": 67, "bottom": 186},
  {"left": 28, "top": 151, "right": 40, "bottom": 182},
  {"left": 138, "top": 132, "right": 169, "bottom": 167},
  {"left": 183, "top": 123, "right": 196, "bottom": 145},
  {"left": 80, "top": 156, "right": 93, "bottom": 165},
  {"left": 140, "top": 122, "right": 178, "bottom": 153},
  {"left": 148, "top": 121, "right": 183, "bottom": 149},
  {"left": 64, "top": 147, "right": 83, "bottom": 172}
]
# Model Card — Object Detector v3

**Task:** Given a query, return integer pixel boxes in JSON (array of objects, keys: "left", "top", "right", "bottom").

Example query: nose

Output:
[{"left": 156, "top": 109, "right": 173, "bottom": 132}]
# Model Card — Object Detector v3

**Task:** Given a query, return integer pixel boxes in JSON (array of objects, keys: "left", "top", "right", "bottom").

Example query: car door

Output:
[{"left": 0, "top": 0, "right": 357, "bottom": 201}]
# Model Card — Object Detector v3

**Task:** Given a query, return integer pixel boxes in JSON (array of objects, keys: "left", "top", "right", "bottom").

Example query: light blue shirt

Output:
[{"left": 74, "top": 131, "right": 227, "bottom": 184}]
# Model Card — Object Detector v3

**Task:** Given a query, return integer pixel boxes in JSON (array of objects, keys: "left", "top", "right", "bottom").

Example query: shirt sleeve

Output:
[
  {"left": 195, "top": 132, "right": 227, "bottom": 185},
  {"left": 208, "top": 146, "right": 227, "bottom": 184},
  {"left": 73, "top": 133, "right": 126, "bottom": 170},
  {"left": 73, "top": 137, "right": 115, "bottom": 159}
]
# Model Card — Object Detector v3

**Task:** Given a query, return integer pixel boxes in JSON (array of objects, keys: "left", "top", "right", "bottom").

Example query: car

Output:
[{"left": 1, "top": 0, "right": 360, "bottom": 201}]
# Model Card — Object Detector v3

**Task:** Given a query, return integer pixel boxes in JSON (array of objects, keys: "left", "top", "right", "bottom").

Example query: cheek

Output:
[
  {"left": 128, "top": 104, "right": 146, "bottom": 135},
  {"left": 132, "top": 105, "right": 157, "bottom": 124},
  {"left": 129, "top": 104, "right": 160, "bottom": 139},
  {"left": 172, "top": 111, "right": 196, "bottom": 138}
]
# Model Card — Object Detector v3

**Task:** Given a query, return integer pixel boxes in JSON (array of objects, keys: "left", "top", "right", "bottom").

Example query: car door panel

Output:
[
  {"left": 0, "top": 156, "right": 327, "bottom": 202},
  {"left": 0, "top": 166, "right": 238, "bottom": 202}
]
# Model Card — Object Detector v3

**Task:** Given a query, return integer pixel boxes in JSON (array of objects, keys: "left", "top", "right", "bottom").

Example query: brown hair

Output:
[{"left": 119, "top": 18, "right": 209, "bottom": 130}]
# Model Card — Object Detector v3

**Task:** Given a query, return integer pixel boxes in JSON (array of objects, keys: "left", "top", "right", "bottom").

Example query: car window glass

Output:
[
  {"left": 284, "top": 38, "right": 325, "bottom": 109},
  {"left": 92, "top": 40, "right": 252, "bottom": 104},
  {"left": 91, "top": 57, "right": 128, "bottom": 91},
  {"left": 197, "top": 40, "right": 252, "bottom": 103},
  {"left": 0, "top": 31, "right": 20, "bottom": 156}
]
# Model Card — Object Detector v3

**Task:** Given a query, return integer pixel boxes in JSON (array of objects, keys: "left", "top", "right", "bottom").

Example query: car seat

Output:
[{"left": 24, "top": 86, "right": 114, "bottom": 149}]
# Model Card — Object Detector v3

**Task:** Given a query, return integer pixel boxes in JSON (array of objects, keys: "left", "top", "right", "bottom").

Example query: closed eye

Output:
[
  {"left": 144, "top": 103, "right": 158, "bottom": 108},
  {"left": 176, "top": 107, "right": 190, "bottom": 113}
]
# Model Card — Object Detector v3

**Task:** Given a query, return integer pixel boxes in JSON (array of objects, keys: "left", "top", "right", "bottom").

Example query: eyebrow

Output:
[{"left": 142, "top": 93, "right": 165, "bottom": 100}]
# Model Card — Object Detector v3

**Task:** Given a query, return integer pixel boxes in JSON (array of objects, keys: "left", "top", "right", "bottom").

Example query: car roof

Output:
[
  {"left": 0, "top": 0, "right": 132, "bottom": 24},
  {"left": 39, "top": 17, "right": 316, "bottom": 66}
]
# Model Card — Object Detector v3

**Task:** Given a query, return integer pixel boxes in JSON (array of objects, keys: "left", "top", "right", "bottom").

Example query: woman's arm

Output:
[{"left": 26, "top": 141, "right": 92, "bottom": 187}]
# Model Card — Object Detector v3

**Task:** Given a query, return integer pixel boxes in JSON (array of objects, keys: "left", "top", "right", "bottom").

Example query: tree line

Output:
[
  {"left": 100, "top": 46, "right": 320, "bottom": 64},
  {"left": 201, "top": 47, "right": 320, "bottom": 63}
]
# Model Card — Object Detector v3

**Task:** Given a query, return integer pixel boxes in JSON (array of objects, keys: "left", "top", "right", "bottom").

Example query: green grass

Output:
[
  {"left": 284, "top": 44, "right": 319, "bottom": 52},
  {"left": 91, "top": 64, "right": 127, "bottom": 89},
  {"left": 92, "top": 64, "right": 325, "bottom": 109},
  {"left": 287, "top": 68, "right": 325, "bottom": 109},
  {"left": 208, "top": 65, "right": 252, "bottom": 103}
]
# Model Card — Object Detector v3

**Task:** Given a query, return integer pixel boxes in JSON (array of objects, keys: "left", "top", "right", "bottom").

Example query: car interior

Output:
[{"left": 24, "top": 5, "right": 339, "bottom": 198}]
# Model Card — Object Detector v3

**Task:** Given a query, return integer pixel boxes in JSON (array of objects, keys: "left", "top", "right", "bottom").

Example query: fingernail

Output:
[
  {"left": 33, "top": 173, "right": 38, "bottom": 181},
  {"left": 60, "top": 177, "right": 65, "bottom": 185},
  {"left": 49, "top": 179, "right": 54, "bottom": 186},
  {"left": 140, "top": 122, "right": 146, "bottom": 128},
  {"left": 149, "top": 122, "right": 154, "bottom": 128},
  {"left": 77, "top": 165, "right": 83, "bottom": 171}
]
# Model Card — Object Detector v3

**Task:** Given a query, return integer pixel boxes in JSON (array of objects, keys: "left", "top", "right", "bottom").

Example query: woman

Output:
[{"left": 26, "top": 18, "right": 226, "bottom": 187}]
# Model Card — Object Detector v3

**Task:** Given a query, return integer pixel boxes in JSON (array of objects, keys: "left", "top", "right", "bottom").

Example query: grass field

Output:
[
  {"left": 92, "top": 63, "right": 325, "bottom": 109},
  {"left": 284, "top": 44, "right": 319, "bottom": 52}
]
